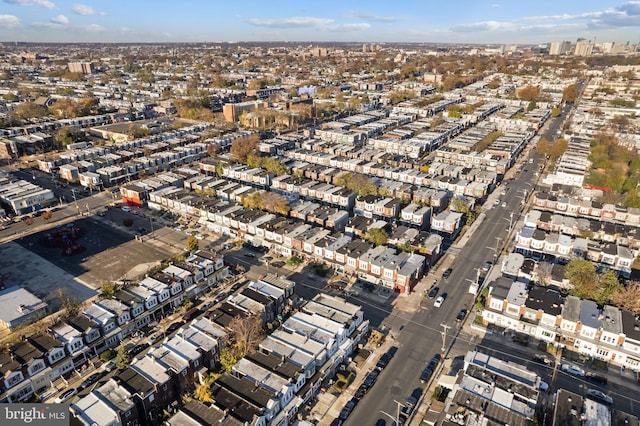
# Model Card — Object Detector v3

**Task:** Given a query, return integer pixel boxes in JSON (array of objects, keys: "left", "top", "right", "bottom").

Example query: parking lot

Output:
[{"left": 15, "top": 216, "right": 170, "bottom": 289}]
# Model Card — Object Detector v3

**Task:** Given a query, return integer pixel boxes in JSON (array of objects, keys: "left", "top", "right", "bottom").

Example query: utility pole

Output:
[
  {"left": 440, "top": 323, "right": 451, "bottom": 355},
  {"left": 72, "top": 188, "right": 79, "bottom": 216},
  {"left": 393, "top": 399, "right": 404, "bottom": 426}
]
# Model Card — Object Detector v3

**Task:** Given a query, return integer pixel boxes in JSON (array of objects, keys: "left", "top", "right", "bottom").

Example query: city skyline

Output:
[{"left": 1, "top": 0, "right": 640, "bottom": 45}]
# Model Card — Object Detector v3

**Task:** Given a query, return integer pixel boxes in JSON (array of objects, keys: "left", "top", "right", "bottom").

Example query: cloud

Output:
[
  {"left": 452, "top": 1, "right": 640, "bottom": 36},
  {"left": 347, "top": 11, "right": 397, "bottom": 22},
  {"left": 83, "top": 23, "right": 104, "bottom": 32},
  {"left": 50, "top": 14, "right": 68, "bottom": 25},
  {"left": 4, "top": 0, "right": 55, "bottom": 9},
  {"left": 0, "top": 14, "right": 20, "bottom": 28},
  {"left": 248, "top": 16, "right": 334, "bottom": 28},
  {"left": 491, "top": 3, "right": 501, "bottom": 8},
  {"left": 72, "top": 3, "right": 95, "bottom": 15},
  {"left": 328, "top": 23, "right": 370, "bottom": 32}
]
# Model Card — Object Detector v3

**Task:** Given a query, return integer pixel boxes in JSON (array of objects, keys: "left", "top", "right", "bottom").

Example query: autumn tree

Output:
[
  {"left": 57, "top": 288, "right": 82, "bottom": 317},
  {"left": 14, "top": 102, "right": 47, "bottom": 120},
  {"left": 517, "top": 85, "right": 540, "bottom": 102},
  {"left": 363, "top": 228, "right": 389, "bottom": 246},
  {"left": 609, "top": 282, "right": 640, "bottom": 313},
  {"left": 228, "top": 315, "right": 265, "bottom": 356},
  {"left": 562, "top": 84, "right": 578, "bottom": 103},
  {"left": 186, "top": 236, "right": 199, "bottom": 252},
  {"left": 194, "top": 372, "right": 219, "bottom": 403},
  {"left": 219, "top": 345, "right": 243, "bottom": 373},
  {"left": 230, "top": 134, "right": 259, "bottom": 163}
]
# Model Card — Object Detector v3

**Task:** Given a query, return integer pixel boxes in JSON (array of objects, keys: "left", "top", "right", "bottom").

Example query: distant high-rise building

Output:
[
  {"left": 67, "top": 62, "right": 95, "bottom": 74},
  {"left": 574, "top": 39, "right": 593, "bottom": 56},
  {"left": 549, "top": 41, "right": 572, "bottom": 55}
]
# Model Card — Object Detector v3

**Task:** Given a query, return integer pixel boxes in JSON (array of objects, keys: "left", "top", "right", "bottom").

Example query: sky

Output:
[{"left": 1, "top": 0, "right": 640, "bottom": 45}]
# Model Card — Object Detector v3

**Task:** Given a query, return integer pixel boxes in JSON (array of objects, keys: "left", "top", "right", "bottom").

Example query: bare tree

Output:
[{"left": 228, "top": 315, "right": 265, "bottom": 355}]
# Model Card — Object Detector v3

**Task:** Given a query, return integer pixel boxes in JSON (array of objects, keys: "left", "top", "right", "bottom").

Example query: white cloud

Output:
[
  {"left": 491, "top": 3, "right": 501, "bottom": 8},
  {"left": 4, "top": 0, "right": 55, "bottom": 9},
  {"left": 50, "top": 14, "right": 68, "bottom": 25},
  {"left": 72, "top": 3, "right": 94, "bottom": 15},
  {"left": 248, "top": 16, "right": 334, "bottom": 28},
  {"left": 83, "top": 23, "right": 104, "bottom": 32},
  {"left": 0, "top": 14, "right": 20, "bottom": 28},
  {"left": 328, "top": 23, "right": 371, "bottom": 32},
  {"left": 347, "top": 11, "right": 397, "bottom": 22}
]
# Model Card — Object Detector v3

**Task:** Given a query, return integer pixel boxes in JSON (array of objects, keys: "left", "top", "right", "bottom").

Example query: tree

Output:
[
  {"left": 186, "top": 236, "right": 199, "bottom": 252},
  {"left": 100, "top": 281, "right": 117, "bottom": 298},
  {"left": 41, "top": 210, "right": 52, "bottom": 221},
  {"left": 565, "top": 259, "right": 597, "bottom": 291},
  {"left": 194, "top": 373, "right": 219, "bottom": 403},
  {"left": 364, "top": 228, "right": 389, "bottom": 246},
  {"left": 57, "top": 288, "right": 81, "bottom": 317},
  {"left": 182, "top": 298, "right": 194, "bottom": 313},
  {"left": 228, "top": 315, "right": 265, "bottom": 356},
  {"left": 517, "top": 85, "right": 540, "bottom": 102},
  {"left": 219, "top": 345, "right": 243, "bottom": 373},
  {"left": 230, "top": 134, "right": 259, "bottom": 163},
  {"left": 115, "top": 343, "right": 131, "bottom": 370},
  {"left": 55, "top": 126, "right": 85, "bottom": 147},
  {"left": 610, "top": 282, "right": 640, "bottom": 313},
  {"left": 562, "top": 84, "right": 578, "bottom": 103}
]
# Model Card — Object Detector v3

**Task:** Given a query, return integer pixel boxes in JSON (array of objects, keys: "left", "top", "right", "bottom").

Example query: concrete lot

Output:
[
  {"left": 9, "top": 216, "right": 171, "bottom": 308},
  {"left": 0, "top": 241, "right": 97, "bottom": 313}
]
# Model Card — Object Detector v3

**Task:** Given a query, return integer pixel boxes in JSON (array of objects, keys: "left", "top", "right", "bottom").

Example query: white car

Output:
[
  {"left": 434, "top": 296, "right": 445, "bottom": 308},
  {"left": 586, "top": 389, "right": 613, "bottom": 405},
  {"left": 561, "top": 363, "right": 585, "bottom": 377},
  {"left": 54, "top": 387, "right": 77, "bottom": 403},
  {"left": 121, "top": 205, "right": 131, "bottom": 212}
]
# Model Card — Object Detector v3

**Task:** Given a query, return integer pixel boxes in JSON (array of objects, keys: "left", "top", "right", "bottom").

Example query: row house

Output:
[
  {"left": 431, "top": 210, "right": 463, "bottom": 239},
  {"left": 534, "top": 191, "right": 640, "bottom": 229},
  {"left": 354, "top": 195, "right": 399, "bottom": 219},
  {"left": 400, "top": 203, "right": 432, "bottom": 229},
  {"left": 118, "top": 361, "right": 176, "bottom": 426},
  {"left": 70, "top": 379, "right": 139, "bottom": 426},
  {"left": 515, "top": 225, "right": 635, "bottom": 276},
  {"left": 481, "top": 280, "right": 640, "bottom": 369}
]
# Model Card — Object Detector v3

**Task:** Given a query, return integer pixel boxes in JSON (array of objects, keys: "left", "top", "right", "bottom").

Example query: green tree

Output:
[
  {"left": 219, "top": 345, "right": 243, "bottom": 373},
  {"left": 115, "top": 343, "right": 131, "bottom": 370},
  {"left": 364, "top": 228, "right": 389, "bottom": 246},
  {"left": 565, "top": 259, "right": 597, "bottom": 291},
  {"left": 186, "top": 236, "right": 199, "bottom": 252}
]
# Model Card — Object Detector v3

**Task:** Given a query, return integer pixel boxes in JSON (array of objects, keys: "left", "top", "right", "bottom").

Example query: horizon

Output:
[{"left": 1, "top": 0, "right": 639, "bottom": 45}]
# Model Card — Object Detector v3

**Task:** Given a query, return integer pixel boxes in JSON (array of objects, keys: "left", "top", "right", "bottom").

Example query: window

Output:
[{"left": 148, "top": 393, "right": 155, "bottom": 402}]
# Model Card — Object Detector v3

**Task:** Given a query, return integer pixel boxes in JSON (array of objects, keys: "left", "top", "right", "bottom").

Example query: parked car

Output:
[
  {"left": 272, "top": 261, "right": 285, "bottom": 268},
  {"left": 442, "top": 268, "right": 452, "bottom": 279},
  {"left": 482, "top": 261, "right": 492, "bottom": 271},
  {"left": 80, "top": 372, "right": 104, "bottom": 389},
  {"left": 339, "top": 399, "right": 357, "bottom": 420},
  {"left": 121, "top": 206, "right": 131, "bottom": 212},
  {"left": 456, "top": 309, "right": 467, "bottom": 322},
  {"left": 54, "top": 387, "right": 78, "bottom": 403},
  {"left": 213, "top": 291, "right": 228, "bottom": 304},
  {"left": 148, "top": 332, "right": 163, "bottom": 344},
  {"left": 130, "top": 343, "right": 149, "bottom": 356},
  {"left": 244, "top": 252, "right": 256, "bottom": 258},
  {"left": 586, "top": 389, "right": 613, "bottom": 405},
  {"left": 387, "top": 346, "right": 398, "bottom": 358},
  {"left": 401, "top": 393, "right": 418, "bottom": 416},
  {"left": 501, "top": 201, "right": 507, "bottom": 208},
  {"left": 427, "top": 286, "right": 439, "bottom": 299},
  {"left": 420, "top": 367, "right": 433, "bottom": 383},
  {"left": 533, "top": 354, "right": 552, "bottom": 365},
  {"left": 103, "top": 359, "right": 116, "bottom": 372},
  {"left": 428, "top": 354, "right": 442, "bottom": 371},
  {"left": 434, "top": 293, "right": 447, "bottom": 308},
  {"left": 375, "top": 419, "right": 387, "bottom": 426},
  {"left": 586, "top": 372, "right": 608, "bottom": 385},
  {"left": 561, "top": 364, "right": 586, "bottom": 377},
  {"left": 166, "top": 320, "right": 185, "bottom": 334},
  {"left": 376, "top": 353, "right": 392, "bottom": 370}
]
